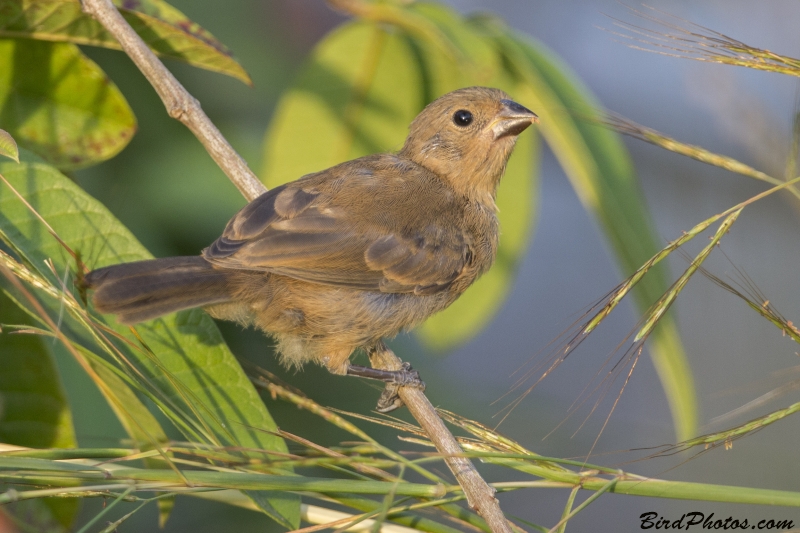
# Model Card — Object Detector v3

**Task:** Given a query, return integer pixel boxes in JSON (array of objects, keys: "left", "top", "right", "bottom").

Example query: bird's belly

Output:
[
  {"left": 211, "top": 274, "right": 458, "bottom": 371},
  {"left": 273, "top": 284, "right": 454, "bottom": 345}
]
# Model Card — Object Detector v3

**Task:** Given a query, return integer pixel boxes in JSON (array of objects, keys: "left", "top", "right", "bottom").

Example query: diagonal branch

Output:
[
  {"left": 78, "top": 1, "right": 513, "bottom": 532},
  {"left": 369, "top": 342, "right": 514, "bottom": 533},
  {"left": 79, "top": 0, "right": 266, "bottom": 202}
]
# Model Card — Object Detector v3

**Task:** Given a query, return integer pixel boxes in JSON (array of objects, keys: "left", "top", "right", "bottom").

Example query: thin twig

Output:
[
  {"left": 77, "top": 1, "right": 512, "bottom": 532},
  {"left": 370, "top": 342, "right": 513, "bottom": 533},
  {"left": 79, "top": 0, "right": 266, "bottom": 202}
]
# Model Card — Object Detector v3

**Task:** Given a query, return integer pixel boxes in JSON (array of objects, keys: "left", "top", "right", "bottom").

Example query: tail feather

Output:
[{"left": 85, "top": 256, "right": 232, "bottom": 324}]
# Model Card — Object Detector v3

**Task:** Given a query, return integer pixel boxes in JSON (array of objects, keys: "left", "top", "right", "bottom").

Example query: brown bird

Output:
[{"left": 85, "top": 86, "right": 538, "bottom": 411}]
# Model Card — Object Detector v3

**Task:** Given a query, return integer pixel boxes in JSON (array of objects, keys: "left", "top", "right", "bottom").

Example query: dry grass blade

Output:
[
  {"left": 693, "top": 252, "right": 800, "bottom": 345},
  {"left": 248, "top": 366, "right": 445, "bottom": 485},
  {"left": 584, "top": 212, "right": 738, "bottom": 452},
  {"left": 247, "top": 369, "right": 503, "bottom": 532},
  {"left": 710, "top": 382, "right": 800, "bottom": 427},
  {"left": 636, "top": 209, "right": 741, "bottom": 342},
  {"left": 645, "top": 401, "right": 800, "bottom": 460},
  {"left": 604, "top": 114, "right": 800, "bottom": 199},
  {"left": 491, "top": 213, "right": 732, "bottom": 430},
  {"left": 490, "top": 166, "right": 800, "bottom": 439},
  {"left": 0, "top": 172, "right": 79, "bottom": 263},
  {"left": 609, "top": 4, "right": 800, "bottom": 77}
]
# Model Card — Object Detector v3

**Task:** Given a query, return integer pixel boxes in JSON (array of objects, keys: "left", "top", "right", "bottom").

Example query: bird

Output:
[{"left": 85, "top": 86, "right": 538, "bottom": 411}]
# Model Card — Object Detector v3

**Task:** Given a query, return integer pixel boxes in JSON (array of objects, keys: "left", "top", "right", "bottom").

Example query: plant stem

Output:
[
  {"left": 370, "top": 342, "right": 513, "bottom": 533},
  {"left": 79, "top": 0, "right": 266, "bottom": 202}
]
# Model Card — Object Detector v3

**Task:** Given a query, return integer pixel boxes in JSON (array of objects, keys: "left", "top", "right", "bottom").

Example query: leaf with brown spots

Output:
[
  {"left": 0, "top": 39, "right": 136, "bottom": 170},
  {"left": 0, "top": 0, "right": 251, "bottom": 84}
]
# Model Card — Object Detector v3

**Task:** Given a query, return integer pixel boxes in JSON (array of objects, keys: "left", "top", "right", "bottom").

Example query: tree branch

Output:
[
  {"left": 370, "top": 342, "right": 513, "bottom": 533},
  {"left": 79, "top": 1, "right": 512, "bottom": 531},
  {"left": 80, "top": 0, "right": 266, "bottom": 202}
]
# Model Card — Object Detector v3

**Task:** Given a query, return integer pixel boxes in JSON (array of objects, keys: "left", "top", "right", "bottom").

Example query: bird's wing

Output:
[{"left": 203, "top": 177, "right": 472, "bottom": 295}]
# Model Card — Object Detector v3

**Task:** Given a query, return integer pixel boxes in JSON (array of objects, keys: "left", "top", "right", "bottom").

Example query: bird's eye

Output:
[{"left": 453, "top": 109, "right": 473, "bottom": 127}]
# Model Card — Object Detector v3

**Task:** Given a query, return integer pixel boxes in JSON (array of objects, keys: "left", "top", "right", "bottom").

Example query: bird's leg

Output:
[
  {"left": 345, "top": 362, "right": 423, "bottom": 386},
  {"left": 345, "top": 345, "right": 426, "bottom": 413}
]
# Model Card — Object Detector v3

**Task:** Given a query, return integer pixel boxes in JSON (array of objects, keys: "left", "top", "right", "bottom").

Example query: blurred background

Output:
[{"left": 64, "top": 0, "right": 800, "bottom": 530}]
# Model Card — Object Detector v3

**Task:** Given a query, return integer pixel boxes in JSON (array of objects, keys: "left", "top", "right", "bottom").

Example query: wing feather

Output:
[{"left": 203, "top": 161, "right": 472, "bottom": 294}]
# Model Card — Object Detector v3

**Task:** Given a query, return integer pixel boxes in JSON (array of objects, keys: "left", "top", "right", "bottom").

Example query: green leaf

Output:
[
  {"left": 0, "top": 39, "right": 136, "bottom": 170},
  {"left": 261, "top": 13, "right": 540, "bottom": 351},
  {"left": 470, "top": 15, "right": 697, "bottom": 440},
  {"left": 0, "top": 157, "right": 300, "bottom": 528},
  {"left": 262, "top": 22, "right": 423, "bottom": 183},
  {"left": 0, "top": 0, "right": 251, "bottom": 84},
  {"left": 0, "top": 288, "right": 78, "bottom": 529},
  {"left": 78, "top": 349, "right": 170, "bottom": 450},
  {"left": 0, "top": 128, "right": 18, "bottom": 162}
]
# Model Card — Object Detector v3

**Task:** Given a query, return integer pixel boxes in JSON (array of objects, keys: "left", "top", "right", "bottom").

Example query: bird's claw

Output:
[
  {"left": 392, "top": 362, "right": 425, "bottom": 386},
  {"left": 376, "top": 385, "right": 405, "bottom": 413},
  {"left": 375, "top": 363, "right": 425, "bottom": 413},
  {"left": 345, "top": 361, "right": 425, "bottom": 412}
]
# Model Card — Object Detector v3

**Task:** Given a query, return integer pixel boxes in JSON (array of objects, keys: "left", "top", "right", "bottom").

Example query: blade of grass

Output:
[
  {"left": 471, "top": 13, "right": 697, "bottom": 439},
  {"left": 582, "top": 176, "right": 800, "bottom": 336},
  {"left": 547, "top": 476, "right": 617, "bottom": 533},
  {"left": 635, "top": 209, "right": 741, "bottom": 342},
  {"left": 555, "top": 486, "right": 580, "bottom": 533},
  {"left": 0, "top": 160, "right": 299, "bottom": 526},
  {"left": 611, "top": 6, "right": 800, "bottom": 77},
  {"left": 605, "top": 114, "right": 800, "bottom": 199},
  {"left": 74, "top": 485, "right": 135, "bottom": 533}
]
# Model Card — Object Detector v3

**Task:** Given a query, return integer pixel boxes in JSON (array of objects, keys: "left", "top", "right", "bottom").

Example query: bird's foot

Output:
[
  {"left": 345, "top": 362, "right": 426, "bottom": 413},
  {"left": 376, "top": 384, "right": 405, "bottom": 413}
]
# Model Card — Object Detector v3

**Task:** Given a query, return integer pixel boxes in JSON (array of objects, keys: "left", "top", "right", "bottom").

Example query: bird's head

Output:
[{"left": 399, "top": 86, "right": 538, "bottom": 203}]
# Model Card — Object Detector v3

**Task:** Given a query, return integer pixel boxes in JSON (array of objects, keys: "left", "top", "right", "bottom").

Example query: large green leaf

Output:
[
  {"left": 262, "top": 22, "right": 423, "bottom": 181},
  {"left": 0, "top": 0, "right": 251, "bottom": 84},
  {"left": 261, "top": 13, "right": 540, "bottom": 351},
  {"left": 0, "top": 157, "right": 300, "bottom": 528},
  {"left": 0, "top": 38, "right": 136, "bottom": 170},
  {"left": 0, "top": 291, "right": 75, "bottom": 450},
  {"left": 470, "top": 15, "right": 697, "bottom": 440},
  {"left": 0, "top": 288, "right": 78, "bottom": 529}
]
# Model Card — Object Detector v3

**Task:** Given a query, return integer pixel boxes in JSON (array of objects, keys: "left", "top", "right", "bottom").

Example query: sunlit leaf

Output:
[
  {"left": 0, "top": 156, "right": 300, "bottom": 528},
  {"left": 262, "top": 22, "right": 423, "bottom": 184},
  {"left": 0, "top": 287, "right": 78, "bottom": 529},
  {"left": 0, "top": 128, "right": 18, "bottom": 162},
  {"left": 0, "top": 0, "right": 251, "bottom": 84},
  {"left": 470, "top": 15, "right": 697, "bottom": 439},
  {"left": 405, "top": 2, "right": 499, "bottom": 90},
  {"left": 0, "top": 39, "right": 136, "bottom": 170}
]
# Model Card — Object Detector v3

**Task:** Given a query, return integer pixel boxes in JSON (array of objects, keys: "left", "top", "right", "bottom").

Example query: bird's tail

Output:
[{"left": 85, "top": 256, "right": 233, "bottom": 324}]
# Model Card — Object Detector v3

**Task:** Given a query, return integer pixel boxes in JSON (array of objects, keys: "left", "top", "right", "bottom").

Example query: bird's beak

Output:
[{"left": 492, "top": 99, "right": 539, "bottom": 140}]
